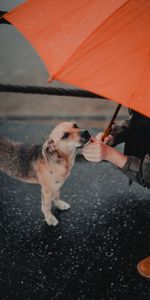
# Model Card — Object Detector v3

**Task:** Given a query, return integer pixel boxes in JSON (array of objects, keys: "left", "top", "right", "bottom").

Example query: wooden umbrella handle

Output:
[{"left": 101, "top": 104, "right": 122, "bottom": 141}]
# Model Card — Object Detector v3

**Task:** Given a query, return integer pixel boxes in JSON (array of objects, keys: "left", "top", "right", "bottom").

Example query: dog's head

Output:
[{"left": 42, "top": 122, "right": 91, "bottom": 160}]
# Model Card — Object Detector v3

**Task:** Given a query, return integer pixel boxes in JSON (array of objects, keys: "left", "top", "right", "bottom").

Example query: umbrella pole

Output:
[{"left": 102, "top": 104, "right": 122, "bottom": 141}]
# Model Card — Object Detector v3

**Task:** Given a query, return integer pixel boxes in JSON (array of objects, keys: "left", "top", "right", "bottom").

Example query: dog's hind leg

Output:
[
  {"left": 53, "top": 191, "right": 71, "bottom": 210},
  {"left": 41, "top": 188, "right": 59, "bottom": 226}
]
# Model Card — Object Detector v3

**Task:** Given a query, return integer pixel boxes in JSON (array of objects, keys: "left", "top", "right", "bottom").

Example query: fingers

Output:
[
  {"left": 95, "top": 132, "right": 114, "bottom": 146},
  {"left": 82, "top": 152, "right": 102, "bottom": 162},
  {"left": 104, "top": 135, "right": 114, "bottom": 146},
  {"left": 104, "top": 135, "right": 113, "bottom": 143},
  {"left": 88, "top": 132, "right": 105, "bottom": 144},
  {"left": 82, "top": 143, "right": 100, "bottom": 151},
  {"left": 81, "top": 131, "right": 113, "bottom": 163},
  {"left": 82, "top": 142, "right": 103, "bottom": 162},
  {"left": 89, "top": 132, "right": 113, "bottom": 143},
  {"left": 89, "top": 136, "right": 96, "bottom": 143},
  {"left": 82, "top": 143, "right": 100, "bottom": 154}
]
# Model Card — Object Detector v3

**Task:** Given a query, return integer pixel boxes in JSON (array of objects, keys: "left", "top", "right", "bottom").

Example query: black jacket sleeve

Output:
[
  {"left": 108, "top": 119, "right": 130, "bottom": 146},
  {"left": 120, "top": 154, "right": 150, "bottom": 188}
]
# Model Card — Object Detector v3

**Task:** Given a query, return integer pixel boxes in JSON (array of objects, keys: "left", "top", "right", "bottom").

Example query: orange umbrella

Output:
[{"left": 3, "top": 0, "right": 150, "bottom": 118}]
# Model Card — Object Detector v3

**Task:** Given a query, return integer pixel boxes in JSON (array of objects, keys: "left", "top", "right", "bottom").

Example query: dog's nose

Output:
[{"left": 80, "top": 130, "right": 91, "bottom": 140}]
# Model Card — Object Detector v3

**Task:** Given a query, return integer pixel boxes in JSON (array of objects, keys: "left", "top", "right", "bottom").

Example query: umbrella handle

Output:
[{"left": 101, "top": 104, "right": 122, "bottom": 141}]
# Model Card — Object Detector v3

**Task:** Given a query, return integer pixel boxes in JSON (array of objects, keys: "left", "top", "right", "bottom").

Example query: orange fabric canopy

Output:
[{"left": 4, "top": 0, "right": 150, "bottom": 117}]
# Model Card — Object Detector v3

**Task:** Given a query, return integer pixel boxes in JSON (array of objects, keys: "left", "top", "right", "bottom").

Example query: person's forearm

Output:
[
  {"left": 103, "top": 144, "right": 128, "bottom": 168},
  {"left": 82, "top": 137, "right": 128, "bottom": 168}
]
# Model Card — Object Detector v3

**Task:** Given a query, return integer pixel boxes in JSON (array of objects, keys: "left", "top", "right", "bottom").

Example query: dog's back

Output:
[
  {"left": 0, "top": 135, "right": 18, "bottom": 173},
  {"left": 0, "top": 135, "right": 42, "bottom": 180}
]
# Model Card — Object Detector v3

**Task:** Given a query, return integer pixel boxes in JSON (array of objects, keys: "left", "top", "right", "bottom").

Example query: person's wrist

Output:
[
  {"left": 104, "top": 144, "right": 128, "bottom": 168},
  {"left": 100, "top": 142, "right": 110, "bottom": 161}
]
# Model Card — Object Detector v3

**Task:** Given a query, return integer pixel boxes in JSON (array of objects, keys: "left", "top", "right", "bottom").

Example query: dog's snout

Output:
[{"left": 80, "top": 130, "right": 91, "bottom": 140}]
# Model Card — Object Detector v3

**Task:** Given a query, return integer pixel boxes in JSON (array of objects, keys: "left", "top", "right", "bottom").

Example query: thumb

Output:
[
  {"left": 96, "top": 132, "right": 103, "bottom": 141},
  {"left": 103, "top": 135, "right": 113, "bottom": 144}
]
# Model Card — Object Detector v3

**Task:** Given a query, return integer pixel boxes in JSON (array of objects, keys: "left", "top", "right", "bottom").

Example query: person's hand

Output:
[
  {"left": 103, "top": 134, "right": 115, "bottom": 146},
  {"left": 95, "top": 132, "right": 114, "bottom": 145},
  {"left": 82, "top": 132, "right": 108, "bottom": 162},
  {"left": 82, "top": 131, "right": 128, "bottom": 168}
]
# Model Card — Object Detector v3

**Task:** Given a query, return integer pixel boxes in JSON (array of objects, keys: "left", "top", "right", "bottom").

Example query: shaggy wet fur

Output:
[{"left": 0, "top": 122, "right": 90, "bottom": 226}]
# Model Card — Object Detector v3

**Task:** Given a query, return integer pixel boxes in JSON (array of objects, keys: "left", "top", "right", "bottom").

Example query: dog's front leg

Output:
[
  {"left": 41, "top": 188, "right": 59, "bottom": 226},
  {"left": 53, "top": 191, "right": 71, "bottom": 210}
]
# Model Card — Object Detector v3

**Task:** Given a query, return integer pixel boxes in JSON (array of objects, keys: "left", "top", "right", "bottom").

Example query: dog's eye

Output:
[
  {"left": 73, "top": 124, "right": 78, "bottom": 128},
  {"left": 62, "top": 132, "right": 70, "bottom": 139}
]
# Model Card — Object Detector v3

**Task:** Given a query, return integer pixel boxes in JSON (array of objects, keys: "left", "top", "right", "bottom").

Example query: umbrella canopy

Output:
[{"left": 3, "top": 0, "right": 150, "bottom": 117}]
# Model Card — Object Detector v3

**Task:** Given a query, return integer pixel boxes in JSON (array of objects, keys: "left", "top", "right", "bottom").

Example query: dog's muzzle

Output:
[{"left": 80, "top": 130, "right": 91, "bottom": 145}]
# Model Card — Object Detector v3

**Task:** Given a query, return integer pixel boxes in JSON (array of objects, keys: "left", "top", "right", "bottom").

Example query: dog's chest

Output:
[{"left": 49, "top": 158, "right": 73, "bottom": 187}]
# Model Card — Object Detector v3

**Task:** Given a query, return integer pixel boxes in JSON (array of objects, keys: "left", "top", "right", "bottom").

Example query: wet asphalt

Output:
[{"left": 0, "top": 122, "right": 150, "bottom": 300}]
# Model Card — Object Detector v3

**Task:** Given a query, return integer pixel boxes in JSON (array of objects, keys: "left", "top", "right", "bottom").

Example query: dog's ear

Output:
[{"left": 42, "top": 139, "right": 55, "bottom": 161}]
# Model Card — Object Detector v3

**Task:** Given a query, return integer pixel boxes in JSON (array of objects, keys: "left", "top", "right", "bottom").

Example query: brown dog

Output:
[{"left": 0, "top": 122, "right": 91, "bottom": 226}]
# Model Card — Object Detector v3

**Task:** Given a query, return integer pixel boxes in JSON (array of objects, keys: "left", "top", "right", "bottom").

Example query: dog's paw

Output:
[
  {"left": 45, "top": 214, "right": 59, "bottom": 226},
  {"left": 55, "top": 200, "right": 71, "bottom": 211}
]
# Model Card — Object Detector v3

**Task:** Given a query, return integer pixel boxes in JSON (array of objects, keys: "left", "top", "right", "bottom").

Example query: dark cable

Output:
[{"left": 0, "top": 84, "right": 107, "bottom": 100}]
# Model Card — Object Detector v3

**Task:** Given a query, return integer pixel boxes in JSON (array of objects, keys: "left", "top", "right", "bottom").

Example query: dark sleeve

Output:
[
  {"left": 120, "top": 154, "right": 150, "bottom": 188},
  {"left": 108, "top": 119, "right": 130, "bottom": 146}
]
